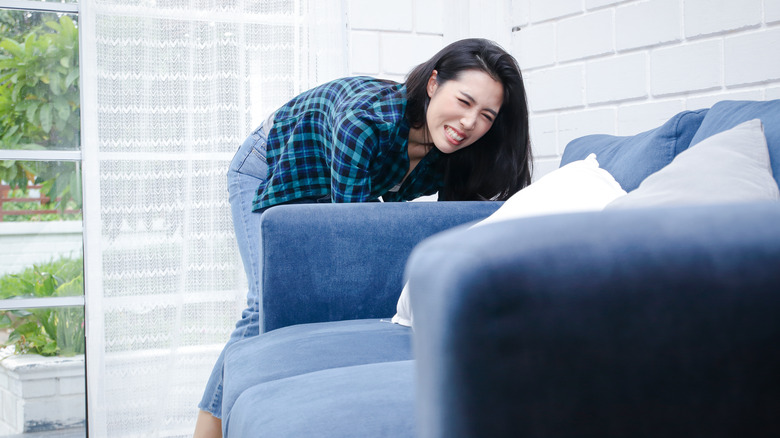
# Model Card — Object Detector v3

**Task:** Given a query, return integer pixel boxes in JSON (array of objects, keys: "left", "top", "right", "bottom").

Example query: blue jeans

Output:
[{"left": 199, "top": 121, "right": 271, "bottom": 418}]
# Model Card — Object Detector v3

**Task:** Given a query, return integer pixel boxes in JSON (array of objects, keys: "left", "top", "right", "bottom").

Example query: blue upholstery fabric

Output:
[
  {"left": 560, "top": 109, "right": 708, "bottom": 191},
  {"left": 225, "top": 360, "right": 415, "bottom": 438},
  {"left": 222, "top": 202, "right": 500, "bottom": 436},
  {"left": 222, "top": 319, "right": 412, "bottom": 425},
  {"left": 259, "top": 201, "right": 502, "bottom": 332},
  {"left": 410, "top": 202, "right": 780, "bottom": 438},
  {"left": 688, "top": 99, "right": 780, "bottom": 189}
]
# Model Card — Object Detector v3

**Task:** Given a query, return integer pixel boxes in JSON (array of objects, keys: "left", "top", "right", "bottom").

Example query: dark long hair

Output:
[{"left": 405, "top": 38, "right": 532, "bottom": 201}]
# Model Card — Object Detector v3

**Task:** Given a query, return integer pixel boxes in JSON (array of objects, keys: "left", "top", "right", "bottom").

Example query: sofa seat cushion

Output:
[
  {"left": 224, "top": 360, "right": 415, "bottom": 438},
  {"left": 222, "top": 319, "right": 412, "bottom": 424}
]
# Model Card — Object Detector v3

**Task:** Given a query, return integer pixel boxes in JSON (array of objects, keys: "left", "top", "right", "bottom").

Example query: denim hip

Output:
[{"left": 198, "top": 112, "right": 273, "bottom": 419}]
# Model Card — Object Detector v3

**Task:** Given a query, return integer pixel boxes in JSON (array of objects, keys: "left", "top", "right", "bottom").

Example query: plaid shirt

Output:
[{"left": 252, "top": 77, "right": 444, "bottom": 211}]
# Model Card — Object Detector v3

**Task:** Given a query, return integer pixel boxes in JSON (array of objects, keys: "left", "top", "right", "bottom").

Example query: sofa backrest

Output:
[
  {"left": 560, "top": 109, "right": 708, "bottom": 192},
  {"left": 688, "top": 100, "right": 780, "bottom": 190},
  {"left": 561, "top": 99, "right": 780, "bottom": 192}
]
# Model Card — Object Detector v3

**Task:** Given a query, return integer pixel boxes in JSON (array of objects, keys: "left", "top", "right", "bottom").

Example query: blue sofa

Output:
[{"left": 222, "top": 100, "right": 780, "bottom": 437}]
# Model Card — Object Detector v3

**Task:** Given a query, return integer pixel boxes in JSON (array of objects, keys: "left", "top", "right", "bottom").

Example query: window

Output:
[
  {"left": 0, "top": 1, "right": 85, "bottom": 436},
  {"left": 5, "top": 1, "right": 345, "bottom": 435}
]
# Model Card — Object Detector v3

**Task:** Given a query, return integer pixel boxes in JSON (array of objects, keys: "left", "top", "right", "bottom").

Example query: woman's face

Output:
[{"left": 425, "top": 69, "right": 504, "bottom": 154}]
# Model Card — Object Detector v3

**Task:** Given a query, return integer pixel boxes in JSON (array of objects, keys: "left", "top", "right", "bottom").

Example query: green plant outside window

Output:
[
  {"left": 1, "top": 10, "right": 84, "bottom": 358},
  {"left": 1, "top": 11, "right": 81, "bottom": 214},
  {"left": 0, "top": 256, "right": 84, "bottom": 356}
]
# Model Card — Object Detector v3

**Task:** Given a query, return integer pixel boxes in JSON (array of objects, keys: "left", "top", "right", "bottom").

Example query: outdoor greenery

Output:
[
  {"left": 0, "top": 10, "right": 84, "bottom": 357},
  {"left": 0, "top": 10, "right": 81, "bottom": 214},
  {"left": 0, "top": 256, "right": 85, "bottom": 357}
]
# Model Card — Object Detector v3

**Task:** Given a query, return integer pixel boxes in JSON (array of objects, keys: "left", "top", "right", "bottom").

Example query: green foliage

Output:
[
  {"left": 0, "top": 12, "right": 81, "bottom": 213},
  {"left": 0, "top": 10, "right": 48, "bottom": 38},
  {"left": 0, "top": 256, "right": 85, "bottom": 357}
]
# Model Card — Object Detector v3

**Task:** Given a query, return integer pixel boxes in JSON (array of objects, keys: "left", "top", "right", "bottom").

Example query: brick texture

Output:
[
  {"left": 525, "top": 66, "right": 584, "bottom": 112},
  {"left": 506, "top": 0, "right": 780, "bottom": 179},
  {"left": 349, "top": 0, "right": 414, "bottom": 31},
  {"left": 557, "top": 10, "right": 614, "bottom": 62},
  {"left": 586, "top": 53, "right": 647, "bottom": 104},
  {"left": 651, "top": 39, "right": 722, "bottom": 96},
  {"left": 615, "top": 0, "right": 681, "bottom": 51},
  {"left": 558, "top": 108, "right": 617, "bottom": 151},
  {"left": 528, "top": 0, "right": 582, "bottom": 23},
  {"left": 617, "top": 100, "right": 685, "bottom": 136},
  {"left": 684, "top": 0, "right": 762, "bottom": 38},
  {"left": 724, "top": 27, "right": 780, "bottom": 86},
  {"left": 768, "top": 0, "right": 780, "bottom": 24},
  {"left": 513, "top": 22, "right": 556, "bottom": 69}
]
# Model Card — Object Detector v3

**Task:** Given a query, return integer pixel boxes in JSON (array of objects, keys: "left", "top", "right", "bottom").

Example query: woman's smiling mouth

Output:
[{"left": 445, "top": 125, "right": 465, "bottom": 144}]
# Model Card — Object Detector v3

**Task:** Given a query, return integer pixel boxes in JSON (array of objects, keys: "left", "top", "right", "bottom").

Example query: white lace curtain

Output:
[{"left": 79, "top": 1, "right": 346, "bottom": 435}]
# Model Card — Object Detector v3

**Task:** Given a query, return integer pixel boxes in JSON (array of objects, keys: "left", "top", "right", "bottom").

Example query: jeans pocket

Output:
[{"left": 238, "top": 146, "right": 268, "bottom": 180}]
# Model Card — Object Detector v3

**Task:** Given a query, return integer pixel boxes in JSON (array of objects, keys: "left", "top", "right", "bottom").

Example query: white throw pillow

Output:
[
  {"left": 607, "top": 118, "right": 780, "bottom": 209},
  {"left": 391, "top": 154, "right": 627, "bottom": 327}
]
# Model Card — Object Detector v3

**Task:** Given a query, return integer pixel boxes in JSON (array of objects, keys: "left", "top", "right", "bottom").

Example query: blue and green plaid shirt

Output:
[{"left": 252, "top": 76, "right": 444, "bottom": 211}]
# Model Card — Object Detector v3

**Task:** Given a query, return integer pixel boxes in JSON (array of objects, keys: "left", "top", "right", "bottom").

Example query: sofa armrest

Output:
[
  {"left": 259, "top": 201, "right": 501, "bottom": 332},
  {"left": 410, "top": 201, "right": 780, "bottom": 438}
]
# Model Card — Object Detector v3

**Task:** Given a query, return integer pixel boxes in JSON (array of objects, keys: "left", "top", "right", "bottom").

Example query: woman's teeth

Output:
[{"left": 445, "top": 126, "right": 464, "bottom": 142}]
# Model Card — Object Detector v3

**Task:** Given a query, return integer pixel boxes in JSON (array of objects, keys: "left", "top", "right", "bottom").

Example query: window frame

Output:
[
  {"left": 0, "top": 0, "right": 84, "bottom": 312},
  {"left": 0, "top": 2, "right": 89, "bottom": 435}
]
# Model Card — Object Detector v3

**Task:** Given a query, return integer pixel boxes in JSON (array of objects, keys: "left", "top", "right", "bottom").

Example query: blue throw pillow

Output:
[
  {"left": 688, "top": 99, "right": 780, "bottom": 189},
  {"left": 560, "top": 109, "right": 708, "bottom": 191}
]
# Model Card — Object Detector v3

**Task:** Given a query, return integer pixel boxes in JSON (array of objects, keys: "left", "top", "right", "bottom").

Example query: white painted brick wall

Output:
[
  {"left": 615, "top": 0, "right": 681, "bottom": 51},
  {"left": 528, "top": 0, "right": 582, "bottom": 23},
  {"left": 349, "top": 0, "right": 414, "bottom": 32},
  {"left": 414, "top": 0, "right": 445, "bottom": 35},
  {"left": 558, "top": 108, "right": 617, "bottom": 151},
  {"left": 586, "top": 0, "right": 631, "bottom": 9},
  {"left": 511, "top": 0, "right": 530, "bottom": 26},
  {"left": 767, "top": 86, "right": 780, "bottom": 100},
  {"left": 768, "top": 0, "right": 780, "bottom": 24},
  {"left": 650, "top": 39, "right": 722, "bottom": 96},
  {"left": 350, "top": 31, "right": 380, "bottom": 75},
  {"left": 380, "top": 33, "right": 444, "bottom": 76},
  {"left": 557, "top": 10, "right": 613, "bottom": 62},
  {"left": 617, "top": 99, "right": 685, "bottom": 135},
  {"left": 586, "top": 53, "right": 647, "bottom": 104},
  {"left": 512, "top": 22, "right": 556, "bottom": 69},
  {"left": 684, "top": 0, "right": 762, "bottom": 38},
  {"left": 528, "top": 115, "right": 558, "bottom": 157},
  {"left": 348, "top": 0, "right": 515, "bottom": 81},
  {"left": 510, "top": 0, "right": 780, "bottom": 181},
  {"left": 686, "top": 89, "right": 764, "bottom": 110},
  {"left": 525, "top": 65, "right": 584, "bottom": 112},
  {"left": 724, "top": 27, "right": 780, "bottom": 86},
  {"left": 348, "top": 0, "right": 450, "bottom": 81}
]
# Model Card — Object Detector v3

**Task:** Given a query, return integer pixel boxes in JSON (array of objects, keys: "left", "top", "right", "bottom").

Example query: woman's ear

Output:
[{"left": 426, "top": 70, "right": 439, "bottom": 98}]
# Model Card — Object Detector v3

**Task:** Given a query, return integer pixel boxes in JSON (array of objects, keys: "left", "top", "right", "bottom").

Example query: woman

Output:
[{"left": 194, "top": 38, "right": 532, "bottom": 437}]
